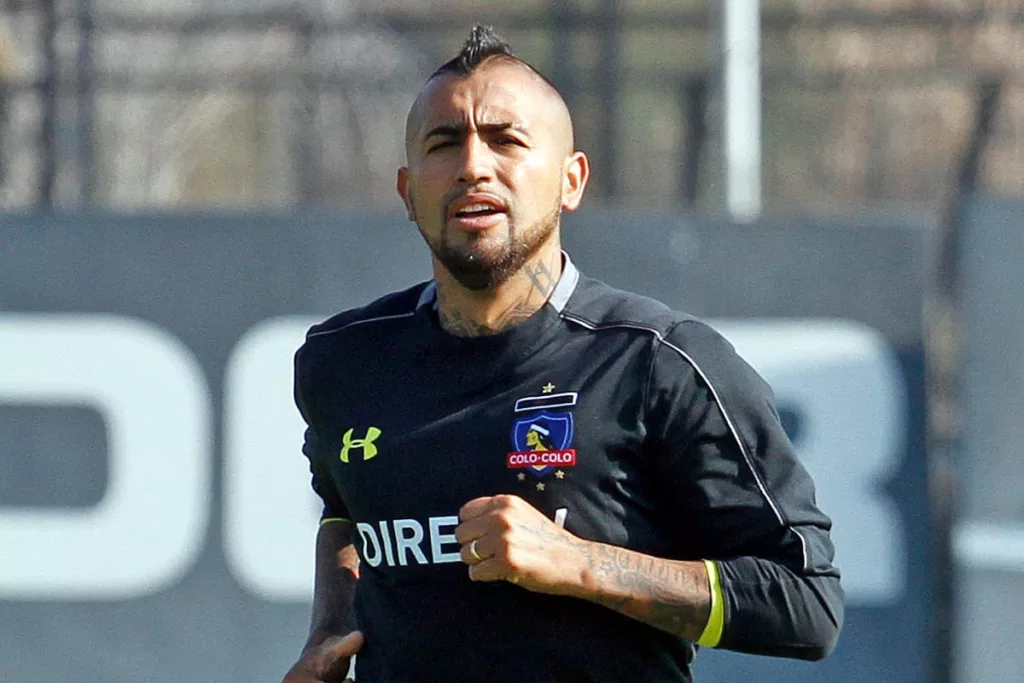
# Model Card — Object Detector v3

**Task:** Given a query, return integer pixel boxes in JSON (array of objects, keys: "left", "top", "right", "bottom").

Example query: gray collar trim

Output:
[
  {"left": 414, "top": 251, "right": 580, "bottom": 313},
  {"left": 547, "top": 252, "right": 579, "bottom": 313},
  {"left": 416, "top": 281, "right": 437, "bottom": 310}
]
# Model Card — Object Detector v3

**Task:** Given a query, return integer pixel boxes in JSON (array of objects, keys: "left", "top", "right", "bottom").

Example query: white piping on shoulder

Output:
[{"left": 561, "top": 312, "right": 811, "bottom": 572}]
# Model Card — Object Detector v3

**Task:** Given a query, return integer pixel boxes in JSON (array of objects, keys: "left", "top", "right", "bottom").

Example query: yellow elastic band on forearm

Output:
[
  {"left": 696, "top": 559, "right": 724, "bottom": 647},
  {"left": 319, "top": 517, "right": 351, "bottom": 526}
]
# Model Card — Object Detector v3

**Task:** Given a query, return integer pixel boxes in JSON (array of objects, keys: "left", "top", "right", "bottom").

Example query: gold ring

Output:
[{"left": 469, "top": 539, "right": 483, "bottom": 562}]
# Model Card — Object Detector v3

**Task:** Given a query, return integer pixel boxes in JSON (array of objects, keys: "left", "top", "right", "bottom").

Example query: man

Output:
[{"left": 283, "top": 25, "right": 843, "bottom": 683}]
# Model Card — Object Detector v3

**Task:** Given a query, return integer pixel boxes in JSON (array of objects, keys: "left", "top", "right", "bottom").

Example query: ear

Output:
[
  {"left": 561, "top": 151, "right": 590, "bottom": 212},
  {"left": 396, "top": 167, "right": 416, "bottom": 221}
]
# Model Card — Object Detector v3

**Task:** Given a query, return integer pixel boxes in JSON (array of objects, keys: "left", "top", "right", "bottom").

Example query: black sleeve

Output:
[
  {"left": 644, "top": 320, "right": 844, "bottom": 660},
  {"left": 294, "top": 341, "right": 351, "bottom": 521}
]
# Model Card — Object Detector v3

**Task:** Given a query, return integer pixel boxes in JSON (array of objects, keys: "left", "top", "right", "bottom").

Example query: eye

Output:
[
  {"left": 497, "top": 136, "right": 524, "bottom": 147},
  {"left": 427, "top": 139, "right": 458, "bottom": 153}
]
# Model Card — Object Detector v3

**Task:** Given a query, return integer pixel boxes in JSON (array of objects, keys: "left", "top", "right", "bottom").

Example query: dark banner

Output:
[{"left": 0, "top": 209, "right": 931, "bottom": 683}]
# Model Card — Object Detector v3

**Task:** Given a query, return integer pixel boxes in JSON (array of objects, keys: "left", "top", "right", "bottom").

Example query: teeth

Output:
[{"left": 460, "top": 203, "right": 494, "bottom": 213}]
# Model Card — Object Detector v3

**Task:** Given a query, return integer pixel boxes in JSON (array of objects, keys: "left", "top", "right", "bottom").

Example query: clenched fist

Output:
[{"left": 454, "top": 494, "right": 591, "bottom": 596}]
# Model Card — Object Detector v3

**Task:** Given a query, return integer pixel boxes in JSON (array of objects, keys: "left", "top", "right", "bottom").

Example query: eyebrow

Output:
[{"left": 422, "top": 121, "right": 526, "bottom": 141}]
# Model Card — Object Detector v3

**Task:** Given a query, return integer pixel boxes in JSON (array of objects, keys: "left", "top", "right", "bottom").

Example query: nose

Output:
[{"left": 456, "top": 133, "right": 494, "bottom": 184}]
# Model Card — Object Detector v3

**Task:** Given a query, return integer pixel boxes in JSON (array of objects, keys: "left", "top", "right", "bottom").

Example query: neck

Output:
[{"left": 435, "top": 246, "right": 563, "bottom": 337}]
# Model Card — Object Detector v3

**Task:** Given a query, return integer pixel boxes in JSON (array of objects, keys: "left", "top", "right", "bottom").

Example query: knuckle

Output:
[{"left": 503, "top": 550, "right": 521, "bottom": 572}]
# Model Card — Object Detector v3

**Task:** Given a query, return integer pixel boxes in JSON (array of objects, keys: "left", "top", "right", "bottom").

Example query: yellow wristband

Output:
[
  {"left": 696, "top": 559, "right": 725, "bottom": 647},
  {"left": 319, "top": 516, "right": 351, "bottom": 526}
]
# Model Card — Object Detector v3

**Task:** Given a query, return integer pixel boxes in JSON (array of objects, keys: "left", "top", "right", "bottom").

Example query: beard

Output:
[{"left": 425, "top": 203, "right": 561, "bottom": 292}]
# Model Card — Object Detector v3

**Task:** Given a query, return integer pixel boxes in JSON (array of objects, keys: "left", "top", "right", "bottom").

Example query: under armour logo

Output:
[{"left": 340, "top": 427, "right": 382, "bottom": 463}]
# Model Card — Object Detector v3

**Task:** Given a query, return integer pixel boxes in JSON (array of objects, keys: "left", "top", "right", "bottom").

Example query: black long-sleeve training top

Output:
[{"left": 294, "top": 255, "right": 843, "bottom": 683}]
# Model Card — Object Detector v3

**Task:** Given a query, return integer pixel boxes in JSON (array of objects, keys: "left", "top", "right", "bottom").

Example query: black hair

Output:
[
  {"left": 428, "top": 24, "right": 562, "bottom": 95},
  {"left": 407, "top": 24, "right": 572, "bottom": 146},
  {"left": 431, "top": 25, "right": 517, "bottom": 79}
]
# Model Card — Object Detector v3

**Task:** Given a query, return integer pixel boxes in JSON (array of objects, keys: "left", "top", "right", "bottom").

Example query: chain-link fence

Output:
[{"left": 1, "top": 0, "right": 1022, "bottom": 211}]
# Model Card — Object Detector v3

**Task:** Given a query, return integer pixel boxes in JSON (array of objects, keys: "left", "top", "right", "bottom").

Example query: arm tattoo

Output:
[
  {"left": 579, "top": 543, "right": 711, "bottom": 642},
  {"left": 503, "top": 515, "right": 710, "bottom": 640}
]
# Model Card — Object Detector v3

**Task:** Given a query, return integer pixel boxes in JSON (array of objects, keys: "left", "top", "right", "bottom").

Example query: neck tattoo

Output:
[{"left": 438, "top": 258, "right": 560, "bottom": 337}]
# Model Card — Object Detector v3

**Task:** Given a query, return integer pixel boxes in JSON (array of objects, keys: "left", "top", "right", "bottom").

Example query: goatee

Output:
[{"left": 429, "top": 207, "right": 560, "bottom": 292}]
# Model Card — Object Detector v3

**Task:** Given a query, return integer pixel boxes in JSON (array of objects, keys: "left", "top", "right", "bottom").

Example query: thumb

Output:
[
  {"left": 322, "top": 630, "right": 364, "bottom": 658},
  {"left": 312, "top": 631, "right": 364, "bottom": 678}
]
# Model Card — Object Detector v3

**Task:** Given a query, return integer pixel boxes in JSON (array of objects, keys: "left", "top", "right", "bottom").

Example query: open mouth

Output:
[
  {"left": 447, "top": 194, "right": 509, "bottom": 224},
  {"left": 453, "top": 203, "right": 503, "bottom": 219}
]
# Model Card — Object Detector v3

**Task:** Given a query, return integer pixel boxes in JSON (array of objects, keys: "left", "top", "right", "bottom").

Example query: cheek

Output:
[
  {"left": 408, "top": 167, "right": 447, "bottom": 210},
  {"left": 507, "top": 163, "right": 563, "bottom": 209}
]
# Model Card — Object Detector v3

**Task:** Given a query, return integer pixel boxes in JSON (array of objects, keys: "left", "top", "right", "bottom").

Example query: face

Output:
[{"left": 397, "top": 60, "right": 588, "bottom": 291}]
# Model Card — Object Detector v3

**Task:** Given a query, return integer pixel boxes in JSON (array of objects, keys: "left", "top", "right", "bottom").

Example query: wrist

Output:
[
  {"left": 565, "top": 539, "right": 610, "bottom": 601},
  {"left": 696, "top": 559, "right": 724, "bottom": 647},
  {"left": 557, "top": 538, "right": 600, "bottom": 600}
]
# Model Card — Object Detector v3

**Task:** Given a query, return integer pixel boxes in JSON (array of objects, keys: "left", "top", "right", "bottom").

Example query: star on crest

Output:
[
  {"left": 536, "top": 482, "right": 546, "bottom": 491},
  {"left": 517, "top": 472, "right": 526, "bottom": 481},
  {"left": 555, "top": 470, "right": 565, "bottom": 479},
  {"left": 541, "top": 382, "right": 556, "bottom": 394}
]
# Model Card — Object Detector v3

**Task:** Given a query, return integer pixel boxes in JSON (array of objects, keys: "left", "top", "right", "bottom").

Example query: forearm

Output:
[
  {"left": 571, "top": 541, "right": 711, "bottom": 643},
  {"left": 304, "top": 521, "right": 360, "bottom": 651}
]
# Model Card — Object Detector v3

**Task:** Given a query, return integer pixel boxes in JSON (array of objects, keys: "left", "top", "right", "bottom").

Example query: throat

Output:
[
  {"left": 433, "top": 250, "right": 564, "bottom": 337},
  {"left": 437, "top": 298, "right": 542, "bottom": 337}
]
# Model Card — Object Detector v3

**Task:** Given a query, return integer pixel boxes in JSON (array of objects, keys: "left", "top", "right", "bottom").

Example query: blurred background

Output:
[{"left": 1, "top": 1, "right": 1022, "bottom": 682}]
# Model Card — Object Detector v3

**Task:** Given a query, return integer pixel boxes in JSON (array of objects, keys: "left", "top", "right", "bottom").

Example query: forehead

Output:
[{"left": 414, "top": 63, "right": 547, "bottom": 132}]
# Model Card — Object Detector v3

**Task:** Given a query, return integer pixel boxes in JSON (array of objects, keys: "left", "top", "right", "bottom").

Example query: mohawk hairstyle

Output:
[
  {"left": 429, "top": 24, "right": 560, "bottom": 94},
  {"left": 408, "top": 24, "right": 572, "bottom": 146},
  {"left": 431, "top": 25, "right": 516, "bottom": 78}
]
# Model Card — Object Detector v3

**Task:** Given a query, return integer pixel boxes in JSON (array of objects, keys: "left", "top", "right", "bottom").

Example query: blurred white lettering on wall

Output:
[
  {"left": 223, "top": 316, "right": 323, "bottom": 601},
  {"left": 716, "top": 319, "right": 907, "bottom": 605},
  {"left": 0, "top": 315, "right": 211, "bottom": 599}
]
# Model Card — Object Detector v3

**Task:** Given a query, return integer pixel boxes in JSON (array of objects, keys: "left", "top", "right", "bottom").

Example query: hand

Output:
[
  {"left": 282, "top": 631, "right": 364, "bottom": 683},
  {"left": 455, "top": 494, "right": 589, "bottom": 596}
]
